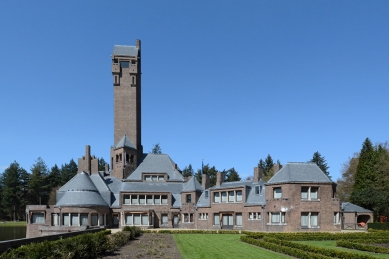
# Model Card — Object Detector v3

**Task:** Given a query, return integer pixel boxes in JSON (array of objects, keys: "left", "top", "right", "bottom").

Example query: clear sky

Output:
[{"left": 1, "top": 1, "right": 388, "bottom": 181}]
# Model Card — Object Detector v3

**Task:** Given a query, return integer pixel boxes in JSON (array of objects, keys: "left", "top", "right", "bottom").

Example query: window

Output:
[
  {"left": 334, "top": 212, "right": 340, "bottom": 224},
  {"left": 139, "top": 195, "right": 145, "bottom": 204},
  {"left": 80, "top": 214, "right": 88, "bottom": 226},
  {"left": 269, "top": 212, "right": 285, "bottom": 224},
  {"left": 249, "top": 212, "right": 261, "bottom": 220},
  {"left": 183, "top": 213, "right": 193, "bottom": 223},
  {"left": 146, "top": 195, "right": 153, "bottom": 204},
  {"left": 273, "top": 188, "right": 282, "bottom": 198},
  {"left": 145, "top": 175, "right": 151, "bottom": 181},
  {"left": 141, "top": 214, "right": 149, "bottom": 225},
  {"left": 71, "top": 213, "right": 79, "bottom": 226},
  {"left": 134, "top": 214, "right": 141, "bottom": 225},
  {"left": 152, "top": 176, "right": 158, "bottom": 181},
  {"left": 158, "top": 176, "right": 164, "bottom": 181},
  {"left": 162, "top": 195, "right": 168, "bottom": 205},
  {"left": 32, "top": 213, "right": 45, "bottom": 224},
  {"left": 162, "top": 214, "right": 168, "bottom": 225},
  {"left": 126, "top": 214, "right": 133, "bottom": 225},
  {"left": 236, "top": 191, "right": 242, "bottom": 202},
  {"left": 301, "top": 187, "right": 319, "bottom": 200},
  {"left": 124, "top": 194, "right": 130, "bottom": 204},
  {"left": 132, "top": 195, "right": 138, "bottom": 204},
  {"left": 228, "top": 191, "right": 234, "bottom": 202},
  {"left": 154, "top": 195, "right": 161, "bottom": 204},
  {"left": 91, "top": 214, "right": 98, "bottom": 226},
  {"left": 205, "top": 191, "right": 208, "bottom": 198},
  {"left": 221, "top": 192, "right": 227, "bottom": 203},
  {"left": 301, "top": 212, "right": 319, "bottom": 228},
  {"left": 214, "top": 214, "right": 220, "bottom": 225},
  {"left": 236, "top": 213, "right": 242, "bottom": 226},
  {"left": 200, "top": 213, "right": 208, "bottom": 220},
  {"left": 186, "top": 194, "right": 192, "bottom": 203},
  {"left": 120, "top": 61, "right": 130, "bottom": 68},
  {"left": 255, "top": 186, "right": 260, "bottom": 195},
  {"left": 63, "top": 213, "right": 70, "bottom": 226},
  {"left": 214, "top": 192, "right": 220, "bottom": 203},
  {"left": 99, "top": 214, "right": 104, "bottom": 226}
]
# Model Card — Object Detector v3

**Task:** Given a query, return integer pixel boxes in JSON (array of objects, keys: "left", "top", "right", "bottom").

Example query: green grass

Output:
[
  {"left": 173, "top": 234, "right": 289, "bottom": 259},
  {"left": 0, "top": 221, "right": 26, "bottom": 227},
  {"left": 296, "top": 241, "right": 389, "bottom": 258}
]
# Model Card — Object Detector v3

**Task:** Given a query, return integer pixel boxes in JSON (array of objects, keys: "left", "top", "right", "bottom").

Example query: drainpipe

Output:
[{"left": 261, "top": 205, "right": 265, "bottom": 231}]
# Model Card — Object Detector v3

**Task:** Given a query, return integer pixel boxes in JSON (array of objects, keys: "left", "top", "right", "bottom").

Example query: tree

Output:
[
  {"left": 225, "top": 167, "right": 241, "bottom": 182},
  {"left": 60, "top": 159, "right": 78, "bottom": 185},
  {"left": 47, "top": 164, "right": 62, "bottom": 190},
  {"left": 28, "top": 157, "right": 50, "bottom": 205},
  {"left": 0, "top": 162, "right": 29, "bottom": 220},
  {"left": 258, "top": 154, "right": 280, "bottom": 181},
  {"left": 98, "top": 158, "right": 107, "bottom": 171},
  {"left": 310, "top": 151, "right": 331, "bottom": 179},
  {"left": 182, "top": 164, "right": 194, "bottom": 177},
  {"left": 195, "top": 164, "right": 218, "bottom": 187},
  {"left": 350, "top": 138, "right": 377, "bottom": 209},
  {"left": 150, "top": 143, "right": 162, "bottom": 154},
  {"left": 336, "top": 154, "right": 359, "bottom": 202}
]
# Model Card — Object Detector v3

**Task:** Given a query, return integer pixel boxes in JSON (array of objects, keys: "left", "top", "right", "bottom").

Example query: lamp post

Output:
[{"left": 59, "top": 206, "right": 62, "bottom": 226}]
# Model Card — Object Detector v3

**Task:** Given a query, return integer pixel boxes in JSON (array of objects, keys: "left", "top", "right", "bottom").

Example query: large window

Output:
[
  {"left": 301, "top": 212, "right": 319, "bottom": 228},
  {"left": 301, "top": 187, "right": 319, "bottom": 200},
  {"left": 80, "top": 214, "right": 88, "bottom": 226},
  {"left": 269, "top": 212, "right": 285, "bottom": 224},
  {"left": 182, "top": 213, "right": 193, "bottom": 223},
  {"left": 221, "top": 192, "right": 227, "bottom": 203},
  {"left": 214, "top": 192, "right": 220, "bottom": 203},
  {"left": 236, "top": 191, "right": 242, "bottom": 202},
  {"left": 228, "top": 191, "right": 235, "bottom": 202},
  {"left": 91, "top": 214, "right": 98, "bottom": 226},
  {"left": 63, "top": 213, "right": 70, "bottom": 226},
  {"left": 162, "top": 195, "right": 168, "bottom": 205},
  {"left": 236, "top": 213, "right": 242, "bottom": 226},
  {"left": 273, "top": 187, "right": 282, "bottom": 198},
  {"left": 124, "top": 194, "right": 130, "bottom": 204},
  {"left": 32, "top": 213, "right": 45, "bottom": 224},
  {"left": 71, "top": 213, "right": 79, "bottom": 226},
  {"left": 214, "top": 214, "right": 220, "bottom": 225}
]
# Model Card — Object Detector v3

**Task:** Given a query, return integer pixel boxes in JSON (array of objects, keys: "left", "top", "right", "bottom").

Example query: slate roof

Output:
[
  {"left": 115, "top": 135, "right": 136, "bottom": 150},
  {"left": 342, "top": 202, "right": 373, "bottom": 213},
  {"left": 182, "top": 177, "right": 203, "bottom": 192},
  {"left": 171, "top": 193, "right": 182, "bottom": 208},
  {"left": 127, "top": 154, "right": 184, "bottom": 181},
  {"left": 266, "top": 162, "right": 333, "bottom": 185},
  {"left": 112, "top": 45, "right": 138, "bottom": 57},
  {"left": 196, "top": 190, "right": 210, "bottom": 207},
  {"left": 56, "top": 172, "right": 109, "bottom": 207}
]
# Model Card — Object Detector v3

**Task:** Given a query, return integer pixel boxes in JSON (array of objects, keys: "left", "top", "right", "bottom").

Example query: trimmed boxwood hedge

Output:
[
  {"left": 142, "top": 229, "right": 241, "bottom": 234},
  {"left": 0, "top": 227, "right": 141, "bottom": 259},
  {"left": 368, "top": 223, "right": 389, "bottom": 231}
]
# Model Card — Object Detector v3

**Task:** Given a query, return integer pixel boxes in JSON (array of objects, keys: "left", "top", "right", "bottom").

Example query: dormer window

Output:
[
  {"left": 255, "top": 186, "right": 259, "bottom": 195},
  {"left": 205, "top": 191, "right": 208, "bottom": 198}
]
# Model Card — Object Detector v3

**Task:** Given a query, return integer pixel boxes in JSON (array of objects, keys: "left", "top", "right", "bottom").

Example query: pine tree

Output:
[
  {"left": 310, "top": 151, "right": 330, "bottom": 179},
  {"left": 61, "top": 159, "right": 78, "bottom": 185},
  {"left": 98, "top": 158, "right": 107, "bottom": 171},
  {"left": 350, "top": 138, "right": 377, "bottom": 209},
  {"left": 0, "top": 162, "right": 28, "bottom": 220},
  {"left": 225, "top": 167, "right": 241, "bottom": 182},
  {"left": 28, "top": 157, "right": 50, "bottom": 205},
  {"left": 182, "top": 164, "right": 194, "bottom": 177},
  {"left": 195, "top": 164, "right": 218, "bottom": 187},
  {"left": 150, "top": 143, "right": 162, "bottom": 154}
]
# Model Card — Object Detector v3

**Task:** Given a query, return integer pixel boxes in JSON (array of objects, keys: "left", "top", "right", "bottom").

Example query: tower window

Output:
[
  {"left": 120, "top": 61, "right": 129, "bottom": 68},
  {"left": 132, "top": 76, "right": 135, "bottom": 85}
]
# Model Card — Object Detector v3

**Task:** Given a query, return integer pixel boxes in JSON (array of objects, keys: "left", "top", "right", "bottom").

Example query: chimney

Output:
[
  {"left": 273, "top": 164, "right": 281, "bottom": 174},
  {"left": 86, "top": 145, "right": 91, "bottom": 174},
  {"left": 216, "top": 172, "right": 225, "bottom": 187},
  {"left": 202, "top": 174, "right": 210, "bottom": 190},
  {"left": 253, "top": 167, "right": 263, "bottom": 183}
]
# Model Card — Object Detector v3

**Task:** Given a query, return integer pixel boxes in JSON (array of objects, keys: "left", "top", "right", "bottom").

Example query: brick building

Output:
[{"left": 26, "top": 40, "right": 371, "bottom": 237}]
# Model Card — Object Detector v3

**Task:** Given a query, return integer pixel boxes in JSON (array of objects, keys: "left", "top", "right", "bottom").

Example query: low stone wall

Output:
[{"left": 0, "top": 227, "right": 105, "bottom": 254}]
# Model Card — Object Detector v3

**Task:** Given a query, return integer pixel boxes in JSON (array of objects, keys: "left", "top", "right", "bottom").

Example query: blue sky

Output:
[{"left": 1, "top": 1, "right": 388, "bottom": 181}]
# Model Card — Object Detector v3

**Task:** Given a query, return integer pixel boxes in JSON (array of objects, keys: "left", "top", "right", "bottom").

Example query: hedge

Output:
[
  {"left": 0, "top": 227, "right": 141, "bottom": 259},
  {"left": 368, "top": 223, "right": 389, "bottom": 231},
  {"left": 142, "top": 229, "right": 241, "bottom": 234},
  {"left": 337, "top": 239, "right": 389, "bottom": 254}
]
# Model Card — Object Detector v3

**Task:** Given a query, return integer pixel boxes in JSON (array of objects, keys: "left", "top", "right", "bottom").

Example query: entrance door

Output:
[
  {"left": 173, "top": 215, "right": 179, "bottom": 228},
  {"left": 113, "top": 214, "right": 119, "bottom": 228},
  {"left": 222, "top": 214, "right": 233, "bottom": 229}
]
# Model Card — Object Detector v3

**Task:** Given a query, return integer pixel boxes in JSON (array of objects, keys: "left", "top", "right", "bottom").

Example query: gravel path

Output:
[{"left": 102, "top": 233, "right": 182, "bottom": 259}]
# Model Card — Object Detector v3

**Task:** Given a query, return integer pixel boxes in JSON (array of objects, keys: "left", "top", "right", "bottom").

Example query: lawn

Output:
[
  {"left": 173, "top": 234, "right": 290, "bottom": 259},
  {"left": 297, "top": 241, "right": 389, "bottom": 259}
]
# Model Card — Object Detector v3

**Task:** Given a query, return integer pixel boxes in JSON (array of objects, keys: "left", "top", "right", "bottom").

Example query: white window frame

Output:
[
  {"left": 301, "top": 212, "right": 320, "bottom": 228},
  {"left": 268, "top": 212, "right": 285, "bottom": 225},
  {"left": 273, "top": 187, "right": 282, "bottom": 199}
]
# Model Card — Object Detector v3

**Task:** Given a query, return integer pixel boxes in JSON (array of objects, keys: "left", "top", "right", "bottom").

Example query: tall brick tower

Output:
[{"left": 110, "top": 40, "right": 143, "bottom": 179}]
